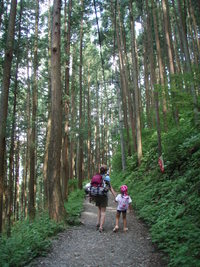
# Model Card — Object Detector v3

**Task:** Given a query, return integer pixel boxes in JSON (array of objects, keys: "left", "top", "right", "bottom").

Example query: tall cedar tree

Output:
[
  {"left": 47, "top": 0, "right": 66, "bottom": 222},
  {"left": 0, "top": 0, "right": 17, "bottom": 233}
]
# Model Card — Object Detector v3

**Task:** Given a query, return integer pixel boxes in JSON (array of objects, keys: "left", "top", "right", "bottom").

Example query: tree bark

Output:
[
  {"left": 0, "top": 0, "right": 4, "bottom": 30},
  {"left": 176, "top": 0, "right": 199, "bottom": 122},
  {"left": 43, "top": 0, "right": 51, "bottom": 210},
  {"left": 62, "top": 0, "right": 72, "bottom": 202},
  {"left": 47, "top": 0, "right": 66, "bottom": 222},
  {"left": 78, "top": 0, "right": 84, "bottom": 189},
  {"left": 161, "top": 0, "right": 179, "bottom": 124},
  {"left": 146, "top": 0, "right": 162, "bottom": 157},
  {"left": 7, "top": 0, "right": 22, "bottom": 236},
  {"left": 29, "top": 0, "right": 39, "bottom": 221},
  {"left": 87, "top": 65, "right": 92, "bottom": 179},
  {"left": 0, "top": 0, "right": 17, "bottom": 233},
  {"left": 129, "top": 0, "right": 142, "bottom": 165},
  {"left": 69, "top": 46, "right": 77, "bottom": 180},
  {"left": 151, "top": 0, "right": 168, "bottom": 131}
]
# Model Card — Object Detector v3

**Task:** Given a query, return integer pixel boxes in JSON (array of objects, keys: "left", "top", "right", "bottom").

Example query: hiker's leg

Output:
[
  {"left": 97, "top": 206, "right": 101, "bottom": 226},
  {"left": 113, "top": 211, "right": 120, "bottom": 232},
  {"left": 115, "top": 211, "right": 120, "bottom": 227},
  {"left": 99, "top": 207, "right": 106, "bottom": 229},
  {"left": 122, "top": 211, "right": 127, "bottom": 231}
]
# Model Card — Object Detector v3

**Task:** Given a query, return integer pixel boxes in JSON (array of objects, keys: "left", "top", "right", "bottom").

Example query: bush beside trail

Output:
[{"left": 111, "top": 125, "right": 200, "bottom": 267}]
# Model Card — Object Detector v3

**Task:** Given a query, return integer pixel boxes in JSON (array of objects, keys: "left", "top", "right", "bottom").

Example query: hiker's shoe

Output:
[
  {"left": 96, "top": 224, "right": 100, "bottom": 230},
  {"left": 99, "top": 227, "right": 104, "bottom": 233},
  {"left": 113, "top": 226, "right": 119, "bottom": 232},
  {"left": 123, "top": 228, "right": 128, "bottom": 232}
]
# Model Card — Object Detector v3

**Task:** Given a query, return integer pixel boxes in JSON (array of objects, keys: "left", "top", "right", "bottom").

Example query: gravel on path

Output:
[{"left": 27, "top": 194, "right": 167, "bottom": 267}]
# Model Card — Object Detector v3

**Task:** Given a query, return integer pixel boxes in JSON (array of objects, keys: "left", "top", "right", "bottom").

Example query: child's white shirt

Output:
[{"left": 115, "top": 194, "right": 132, "bottom": 211}]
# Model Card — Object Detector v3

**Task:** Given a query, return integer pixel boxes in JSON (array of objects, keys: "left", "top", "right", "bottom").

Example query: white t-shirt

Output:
[{"left": 115, "top": 194, "right": 132, "bottom": 211}]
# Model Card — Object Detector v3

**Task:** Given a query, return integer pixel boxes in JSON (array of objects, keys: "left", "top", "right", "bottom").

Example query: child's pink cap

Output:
[{"left": 120, "top": 185, "right": 128, "bottom": 194}]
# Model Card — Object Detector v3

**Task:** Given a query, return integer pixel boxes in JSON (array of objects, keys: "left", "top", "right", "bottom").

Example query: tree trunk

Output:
[
  {"left": 151, "top": 0, "right": 168, "bottom": 131},
  {"left": 69, "top": 46, "right": 77, "bottom": 180},
  {"left": 146, "top": 0, "right": 162, "bottom": 157},
  {"left": 78, "top": 0, "right": 84, "bottom": 189},
  {"left": 43, "top": 0, "right": 51, "bottom": 210},
  {"left": 95, "top": 82, "right": 100, "bottom": 172},
  {"left": 176, "top": 0, "right": 199, "bottom": 122},
  {"left": 47, "top": 0, "right": 66, "bottom": 222},
  {"left": 116, "top": 0, "right": 137, "bottom": 153},
  {"left": 187, "top": 0, "right": 200, "bottom": 61},
  {"left": 62, "top": 0, "right": 72, "bottom": 202},
  {"left": 87, "top": 65, "right": 92, "bottom": 179},
  {"left": 0, "top": 0, "right": 17, "bottom": 233},
  {"left": 29, "top": 0, "right": 39, "bottom": 221},
  {"left": 0, "top": 0, "right": 4, "bottom": 30},
  {"left": 161, "top": 0, "right": 179, "bottom": 124},
  {"left": 129, "top": 0, "right": 142, "bottom": 165},
  {"left": 7, "top": 0, "right": 22, "bottom": 235},
  {"left": 143, "top": 26, "right": 152, "bottom": 128},
  {"left": 14, "top": 139, "right": 20, "bottom": 221}
]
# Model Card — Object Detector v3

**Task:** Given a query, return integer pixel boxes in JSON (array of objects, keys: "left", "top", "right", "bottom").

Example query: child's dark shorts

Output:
[
  {"left": 95, "top": 195, "right": 108, "bottom": 208},
  {"left": 117, "top": 210, "right": 127, "bottom": 214}
]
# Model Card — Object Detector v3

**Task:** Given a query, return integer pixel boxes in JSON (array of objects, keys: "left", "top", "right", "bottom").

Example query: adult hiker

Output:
[{"left": 90, "top": 165, "right": 116, "bottom": 232}]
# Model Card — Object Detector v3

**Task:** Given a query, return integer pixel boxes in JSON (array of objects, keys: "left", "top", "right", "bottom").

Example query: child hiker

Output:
[{"left": 113, "top": 185, "right": 132, "bottom": 232}]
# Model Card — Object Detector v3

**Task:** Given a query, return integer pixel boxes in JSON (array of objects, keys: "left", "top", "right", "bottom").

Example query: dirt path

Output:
[{"left": 28, "top": 194, "right": 167, "bottom": 267}]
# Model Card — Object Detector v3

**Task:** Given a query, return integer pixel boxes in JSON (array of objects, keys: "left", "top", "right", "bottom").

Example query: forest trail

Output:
[{"left": 27, "top": 194, "right": 167, "bottom": 267}]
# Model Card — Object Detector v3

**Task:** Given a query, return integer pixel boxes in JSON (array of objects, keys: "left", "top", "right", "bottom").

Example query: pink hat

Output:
[{"left": 120, "top": 185, "right": 128, "bottom": 194}]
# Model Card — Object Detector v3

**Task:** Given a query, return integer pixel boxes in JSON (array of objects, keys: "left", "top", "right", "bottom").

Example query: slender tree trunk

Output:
[
  {"left": 95, "top": 81, "right": 100, "bottom": 172},
  {"left": 14, "top": 139, "right": 20, "bottom": 221},
  {"left": 7, "top": 0, "right": 22, "bottom": 235},
  {"left": 0, "top": 0, "right": 4, "bottom": 30},
  {"left": 43, "top": 0, "right": 51, "bottom": 210},
  {"left": 24, "top": 32, "right": 31, "bottom": 219},
  {"left": 187, "top": 0, "right": 200, "bottom": 62},
  {"left": 146, "top": 0, "right": 162, "bottom": 157},
  {"left": 47, "top": 0, "right": 66, "bottom": 222},
  {"left": 129, "top": 0, "right": 142, "bottom": 165},
  {"left": 0, "top": 0, "right": 17, "bottom": 233},
  {"left": 143, "top": 26, "right": 152, "bottom": 128},
  {"left": 176, "top": 0, "right": 199, "bottom": 122},
  {"left": 62, "top": 0, "right": 72, "bottom": 201},
  {"left": 162, "top": 0, "right": 179, "bottom": 124},
  {"left": 87, "top": 66, "right": 92, "bottom": 179},
  {"left": 78, "top": 0, "right": 84, "bottom": 189},
  {"left": 151, "top": 0, "right": 168, "bottom": 131},
  {"left": 29, "top": 0, "right": 39, "bottom": 221},
  {"left": 116, "top": 80, "right": 126, "bottom": 170},
  {"left": 116, "top": 0, "right": 137, "bottom": 152},
  {"left": 69, "top": 46, "right": 77, "bottom": 180}
]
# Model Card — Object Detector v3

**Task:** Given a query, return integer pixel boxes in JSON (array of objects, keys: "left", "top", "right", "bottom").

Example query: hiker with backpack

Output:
[
  {"left": 90, "top": 165, "right": 116, "bottom": 232},
  {"left": 113, "top": 185, "right": 132, "bottom": 233}
]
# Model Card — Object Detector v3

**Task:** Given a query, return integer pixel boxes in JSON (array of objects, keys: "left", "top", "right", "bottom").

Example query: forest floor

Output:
[{"left": 27, "top": 193, "right": 168, "bottom": 267}]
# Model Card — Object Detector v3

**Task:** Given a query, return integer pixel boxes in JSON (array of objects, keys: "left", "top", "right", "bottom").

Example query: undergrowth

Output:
[
  {"left": 0, "top": 189, "right": 84, "bottom": 267},
  {"left": 111, "top": 123, "right": 200, "bottom": 267}
]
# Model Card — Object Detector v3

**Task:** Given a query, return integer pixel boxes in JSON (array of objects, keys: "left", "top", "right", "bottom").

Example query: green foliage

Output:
[
  {"left": 0, "top": 214, "right": 64, "bottom": 267},
  {"left": 65, "top": 189, "right": 85, "bottom": 226},
  {"left": 112, "top": 125, "right": 200, "bottom": 267},
  {"left": 0, "top": 189, "right": 85, "bottom": 267}
]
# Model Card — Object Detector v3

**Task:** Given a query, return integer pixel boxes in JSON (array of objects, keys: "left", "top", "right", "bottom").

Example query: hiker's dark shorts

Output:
[
  {"left": 95, "top": 195, "right": 108, "bottom": 208},
  {"left": 117, "top": 210, "right": 127, "bottom": 214}
]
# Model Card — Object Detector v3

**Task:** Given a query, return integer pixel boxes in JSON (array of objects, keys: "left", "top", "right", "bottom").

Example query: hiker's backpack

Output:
[
  {"left": 90, "top": 174, "right": 108, "bottom": 196},
  {"left": 118, "top": 195, "right": 129, "bottom": 211}
]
